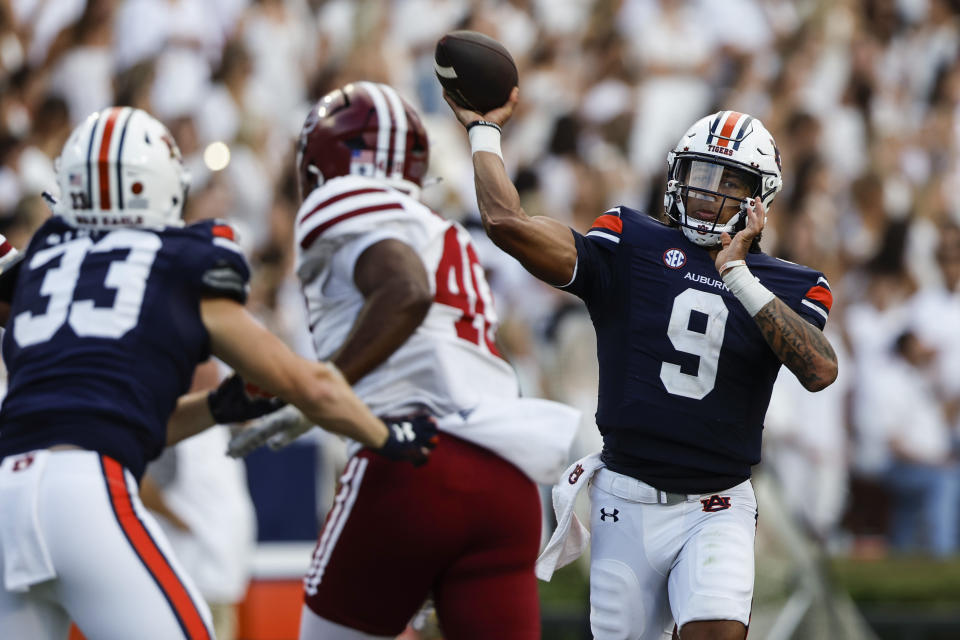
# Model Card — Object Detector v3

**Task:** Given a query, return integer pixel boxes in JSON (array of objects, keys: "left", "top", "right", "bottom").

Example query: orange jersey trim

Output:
[
  {"left": 591, "top": 214, "right": 623, "bottom": 234},
  {"left": 212, "top": 224, "right": 235, "bottom": 241},
  {"left": 805, "top": 285, "right": 833, "bottom": 311}
]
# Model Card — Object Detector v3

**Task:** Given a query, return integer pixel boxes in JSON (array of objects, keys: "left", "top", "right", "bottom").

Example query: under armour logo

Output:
[
  {"left": 701, "top": 495, "right": 732, "bottom": 513},
  {"left": 600, "top": 508, "right": 619, "bottom": 522},
  {"left": 392, "top": 421, "right": 416, "bottom": 442},
  {"left": 12, "top": 453, "right": 34, "bottom": 472},
  {"left": 568, "top": 464, "right": 584, "bottom": 485}
]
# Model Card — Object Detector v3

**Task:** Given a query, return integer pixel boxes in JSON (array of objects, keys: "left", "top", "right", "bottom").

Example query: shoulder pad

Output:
[
  {"left": 201, "top": 259, "right": 249, "bottom": 303},
  {"left": 296, "top": 179, "right": 408, "bottom": 253},
  {"left": 178, "top": 220, "right": 250, "bottom": 303},
  {"left": 186, "top": 219, "right": 245, "bottom": 254},
  {"left": 585, "top": 207, "right": 623, "bottom": 246}
]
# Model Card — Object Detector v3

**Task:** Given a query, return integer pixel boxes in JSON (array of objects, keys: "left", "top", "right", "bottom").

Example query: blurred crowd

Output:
[{"left": 3, "top": 0, "right": 960, "bottom": 563}]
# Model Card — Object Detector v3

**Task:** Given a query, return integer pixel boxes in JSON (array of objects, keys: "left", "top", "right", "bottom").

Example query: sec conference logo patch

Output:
[{"left": 663, "top": 248, "right": 686, "bottom": 269}]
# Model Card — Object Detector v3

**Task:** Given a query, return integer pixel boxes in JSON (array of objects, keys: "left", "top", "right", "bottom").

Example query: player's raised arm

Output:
[{"left": 443, "top": 88, "right": 577, "bottom": 287}]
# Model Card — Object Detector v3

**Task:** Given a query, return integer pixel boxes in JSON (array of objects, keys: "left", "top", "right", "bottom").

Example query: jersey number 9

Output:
[{"left": 660, "top": 289, "right": 728, "bottom": 399}]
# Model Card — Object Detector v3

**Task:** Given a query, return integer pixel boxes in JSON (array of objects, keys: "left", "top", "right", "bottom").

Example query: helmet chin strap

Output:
[{"left": 307, "top": 164, "right": 323, "bottom": 188}]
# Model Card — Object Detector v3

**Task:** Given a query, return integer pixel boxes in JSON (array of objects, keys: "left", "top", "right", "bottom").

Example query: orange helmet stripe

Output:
[
  {"left": 96, "top": 107, "right": 124, "bottom": 210},
  {"left": 715, "top": 111, "right": 743, "bottom": 148}
]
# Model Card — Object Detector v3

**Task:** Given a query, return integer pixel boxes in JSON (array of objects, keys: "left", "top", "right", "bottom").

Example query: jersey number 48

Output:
[{"left": 433, "top": 226, "right": 502, "bottom": 358}]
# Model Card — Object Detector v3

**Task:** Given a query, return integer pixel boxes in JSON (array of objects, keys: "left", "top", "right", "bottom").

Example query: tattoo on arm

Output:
[{"left": 754, "top": 297, "right": 837, "bottom": 389}]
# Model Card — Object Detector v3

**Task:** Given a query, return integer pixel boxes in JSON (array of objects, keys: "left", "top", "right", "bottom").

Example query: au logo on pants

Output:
[{"left": 700, "top": 495, "right": 731, "bottom": 512}]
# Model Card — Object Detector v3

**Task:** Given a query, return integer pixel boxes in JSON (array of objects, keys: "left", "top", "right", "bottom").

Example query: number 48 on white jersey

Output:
[{"left": 295, "top": 176, "right": 519, "bottom": 418}]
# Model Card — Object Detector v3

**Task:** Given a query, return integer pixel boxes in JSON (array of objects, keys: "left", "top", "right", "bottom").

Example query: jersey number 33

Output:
[{"left": 14, "top": 230, "right": 160, "bottom": 348}]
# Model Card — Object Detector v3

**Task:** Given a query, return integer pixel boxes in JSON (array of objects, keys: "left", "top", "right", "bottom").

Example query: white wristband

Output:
[
  {"left": 468, "top": 124, "right": 503, "bottom": 159},
  {"left": 719, "top": 259, "right": 746, "bottom": 276},
  {"left": 721, "top": 264, "right": 775, "bottom": 316}
]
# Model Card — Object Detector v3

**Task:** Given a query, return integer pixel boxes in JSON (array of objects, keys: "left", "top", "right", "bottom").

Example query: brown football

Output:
[{"left": 435, "top": 30, "right": 518, "bottom": 114}]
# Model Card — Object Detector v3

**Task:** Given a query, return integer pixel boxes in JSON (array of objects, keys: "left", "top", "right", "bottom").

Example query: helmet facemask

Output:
[{"left": 667, "top": 158, "right": 762, "bottom": 246}]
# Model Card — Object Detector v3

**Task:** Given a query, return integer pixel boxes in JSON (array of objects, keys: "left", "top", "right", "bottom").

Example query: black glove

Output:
[
  {"left": 375, "top": 414, "right": 439, "bottom": 467},
  {"left": 208, "top": 374, "right": 287, "bottom": 424}
]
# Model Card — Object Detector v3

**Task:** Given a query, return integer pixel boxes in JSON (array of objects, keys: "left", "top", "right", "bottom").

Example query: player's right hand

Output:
[
  {"left": 713, "top": 197, "right": 765, "bottom": 270},
  {"left": 374, "top": 414, "right": 439, "bottom": 467},
  {"left": 443, "top": 86, "right": 519, "bottom": 130}
]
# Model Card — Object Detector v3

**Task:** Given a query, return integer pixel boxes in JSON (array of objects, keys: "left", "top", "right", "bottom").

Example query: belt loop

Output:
[{"left": 659, "top": 490, "right": 667, "bottom": 504}]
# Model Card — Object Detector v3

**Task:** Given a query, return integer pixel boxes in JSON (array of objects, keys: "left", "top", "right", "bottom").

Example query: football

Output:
[{"left": 434, "top": 30, "right": 518, "bottom": 114}]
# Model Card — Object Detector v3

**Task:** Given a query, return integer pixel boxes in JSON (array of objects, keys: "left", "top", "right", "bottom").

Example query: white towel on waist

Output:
[
  {"left": 0, "top": 450, "right": 56, "bottom": 591},
  {"left": 535, "top": 452, "right": 604, "bottom": 581},
  {"left": 437, "top": 397, "right": 580, "bottom": 485}
]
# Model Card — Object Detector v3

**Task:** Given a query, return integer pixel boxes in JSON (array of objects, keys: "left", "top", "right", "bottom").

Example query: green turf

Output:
[
  {"left": 539, "top": 556, "right": 960, "bottom": 608},
  {"left": 538, "top": 562, "right": 590, "bottom": 611},
  {"left": 830, "top": 556, "right": 960, "bottom": 605}
]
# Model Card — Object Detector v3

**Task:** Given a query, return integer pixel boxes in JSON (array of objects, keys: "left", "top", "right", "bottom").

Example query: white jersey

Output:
[{"left": 295, "top": 175, "right": 519, "bottom": 418}]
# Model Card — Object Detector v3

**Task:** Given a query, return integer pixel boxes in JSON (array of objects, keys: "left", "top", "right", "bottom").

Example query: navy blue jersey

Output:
[
  {"left": 563, "top": 207, "right": 832, "bottom": 493},
  {"left": 0, "top": 217, "right": 249, "bottom": 480}
]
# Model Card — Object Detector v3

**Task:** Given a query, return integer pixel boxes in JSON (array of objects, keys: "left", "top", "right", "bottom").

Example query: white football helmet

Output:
[
  {"left": 55, "top": 107, "right": 190, "bottom": 229},
  {"left": 664, "top": 111, "right": 783, "bottom": 247}
]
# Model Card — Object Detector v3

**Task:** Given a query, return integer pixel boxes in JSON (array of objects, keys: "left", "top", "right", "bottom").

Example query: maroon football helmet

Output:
[{"left": 296, "top": 81, "right": 429, "bottom": 200}]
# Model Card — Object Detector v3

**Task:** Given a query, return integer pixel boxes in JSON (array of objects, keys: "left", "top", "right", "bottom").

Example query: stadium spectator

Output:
[
  {"left": 764, "top": 328, "right": 851, "bottom": 544},
  {"left": 909, "top": 223, "right": 960, "bottom": 433},
  {"left": 856, "top": 330, "right": 960, "bottom": 557}
]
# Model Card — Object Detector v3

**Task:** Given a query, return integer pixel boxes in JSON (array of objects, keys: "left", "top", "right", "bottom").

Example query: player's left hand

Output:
[
  {"left": 374, "top": 414, "right": 439, "bottom": 467},
  {"left": 208, "top": 373, "right": 287, "bottom": 425},
  {"left": 226, "top": 405, "right": 313, "bottom": 458},
  {"left": 713, "top": 197, "right": 765, "bottom": 273},
  {"left": 443, "top": 86, "right": 519, "bottom": 130}
]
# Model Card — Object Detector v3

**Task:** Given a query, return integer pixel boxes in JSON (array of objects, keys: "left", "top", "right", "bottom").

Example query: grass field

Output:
[{"left": 538, "top": 555, "right": 960, "bottom": 639}]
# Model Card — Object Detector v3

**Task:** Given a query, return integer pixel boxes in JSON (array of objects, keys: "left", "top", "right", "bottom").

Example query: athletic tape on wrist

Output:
[
  {"left": 721, "top": 264, "right": 775, "bottom": 316},
  {"left": 719, "top": 259, "right": 746, "bottom": 276},
  {"left": 468, "top": 122, "right": 503, "bottom": 159}
]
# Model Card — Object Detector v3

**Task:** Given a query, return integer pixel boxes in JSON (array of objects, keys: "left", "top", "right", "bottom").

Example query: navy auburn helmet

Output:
[{"left": 296, "top": 81, "right": 429, "bottom": 200}]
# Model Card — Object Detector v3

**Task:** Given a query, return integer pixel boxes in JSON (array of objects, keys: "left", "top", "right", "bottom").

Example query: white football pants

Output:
[
  {"left": 588, "top": 468, "right": 757, "bottom": 640},
  {"left": 0, "top": 449, "right": 215, "bottom": 640}
]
